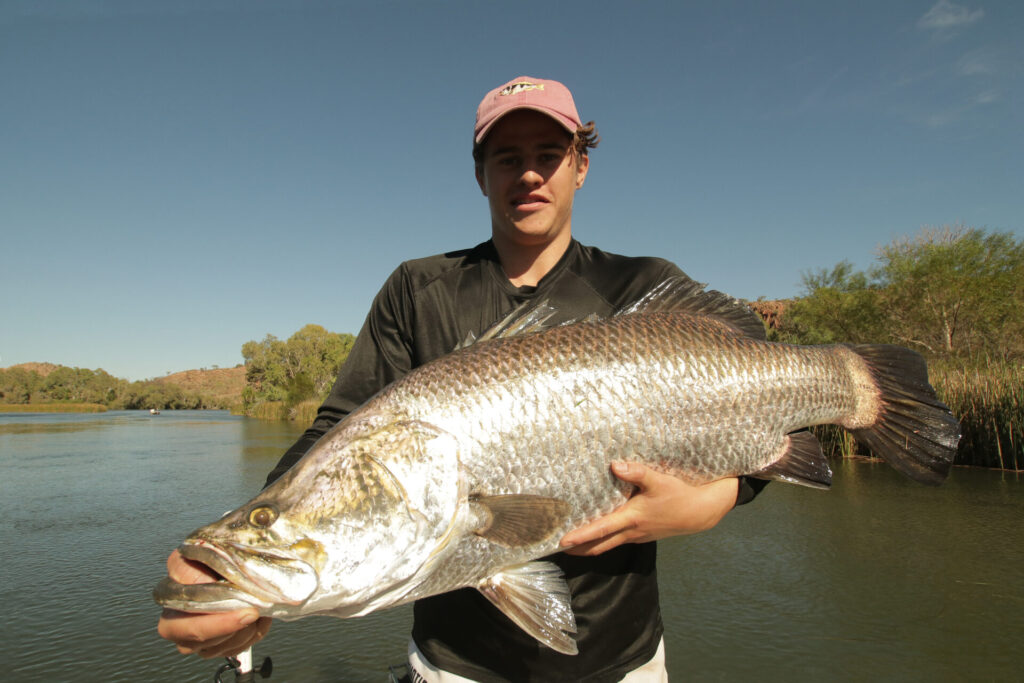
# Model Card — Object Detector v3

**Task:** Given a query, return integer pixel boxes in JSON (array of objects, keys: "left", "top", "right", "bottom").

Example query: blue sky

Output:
[{"left": 2, "top": 0, "right": 1020, "bottom": 381}]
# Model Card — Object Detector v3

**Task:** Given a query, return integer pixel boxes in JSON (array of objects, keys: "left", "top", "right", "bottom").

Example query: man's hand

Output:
[
  {"left": 559, "top": 462, "right": 739, "bottom": 556},
  {"left": 156, "top": 550, "right": 272, "bottom": 659}
]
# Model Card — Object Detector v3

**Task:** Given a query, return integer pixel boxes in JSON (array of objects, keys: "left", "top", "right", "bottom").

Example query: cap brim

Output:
[{"left": 474, "top": 106, "right": 580, "bottom": 143}]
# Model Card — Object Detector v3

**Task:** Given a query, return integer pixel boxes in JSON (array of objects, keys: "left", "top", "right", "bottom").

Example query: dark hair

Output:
[{"left": 473, "top": 120, "right": 600, "bottom": 168}]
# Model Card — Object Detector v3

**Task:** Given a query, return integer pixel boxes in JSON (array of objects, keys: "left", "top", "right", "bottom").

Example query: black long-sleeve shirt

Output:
[{"left": 266, "top": 239, "right": 765, "bottom": 682}]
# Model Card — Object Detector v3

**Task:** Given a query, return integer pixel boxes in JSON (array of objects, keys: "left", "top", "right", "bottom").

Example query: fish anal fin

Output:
[
  {"left": 754, "top": 430, "right": 832, "bottom": 489},
  {"left": 471, "top": 494, "right": 571, "bottom": 547},
  {"left": 477, "top": 561, "right": 578, "bottom": 655}
]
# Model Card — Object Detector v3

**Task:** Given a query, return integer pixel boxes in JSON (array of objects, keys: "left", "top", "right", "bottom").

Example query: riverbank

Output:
[
  {"left": 0, "top": 363, "right": 243, "bottom": 412},
  {"left": 0, "top": 402, "right": 107, "bottom": 413}
]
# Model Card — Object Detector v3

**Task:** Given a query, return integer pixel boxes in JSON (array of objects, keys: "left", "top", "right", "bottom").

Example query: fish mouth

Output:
[{"left": 152, "top": 538, "right": 319, "bottom": 613}]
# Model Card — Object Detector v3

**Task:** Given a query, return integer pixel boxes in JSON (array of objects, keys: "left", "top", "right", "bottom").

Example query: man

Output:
[{"left": 158, "top": 76, "right": 764, "bottom": 681}]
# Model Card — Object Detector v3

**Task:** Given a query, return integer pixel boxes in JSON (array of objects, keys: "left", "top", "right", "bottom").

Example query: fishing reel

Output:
[{"left": 214, "top": 649, "right": 272, "bottom": 682}]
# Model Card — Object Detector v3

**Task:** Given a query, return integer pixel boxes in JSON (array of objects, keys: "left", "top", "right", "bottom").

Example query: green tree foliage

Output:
[
  {"left": 0, "top": 366, "right": 226, "bottom": 410},
  {"left": 775, "top": 261, "right": 888, "bottom": 345},
  {"left": 119, "top": 381, "right": 205, "bottom": 410},
  {"left": 875, "top": 226, "right": 1024, "bottom": 360},
  {"left": 0, "top": 366, "right": 126, "bottom": 405},
  {"left": 778, "top": 226, "right": 1024, "bottom": 364},
  {"left": 40, "top": 366, "right": 123, "bottom": 404},
  {"left": 0, "top": 367, "right": 41, "bottom": 403},
  {"left": 241, "top": 324, "right": 355, "bottom": 414}
]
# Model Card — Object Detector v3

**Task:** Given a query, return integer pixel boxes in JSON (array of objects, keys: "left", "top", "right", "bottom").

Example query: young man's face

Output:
[{"left": 475, "top": 110, "right": 589, "bottom": 251}]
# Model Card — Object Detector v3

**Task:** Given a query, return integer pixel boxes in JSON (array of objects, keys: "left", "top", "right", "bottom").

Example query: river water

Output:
[{"left": 1, "top": 410, "right": 1021, "bottom": 682}]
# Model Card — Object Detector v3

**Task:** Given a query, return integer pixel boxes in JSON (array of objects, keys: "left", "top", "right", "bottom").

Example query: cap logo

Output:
[{"left": 499, "top": 81, "right": 544, "bottom": 96}]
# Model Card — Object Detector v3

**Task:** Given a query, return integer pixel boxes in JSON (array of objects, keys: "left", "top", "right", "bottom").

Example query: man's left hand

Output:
[{"left": 559, "top": 462, "right": 739, "bottom": 556}]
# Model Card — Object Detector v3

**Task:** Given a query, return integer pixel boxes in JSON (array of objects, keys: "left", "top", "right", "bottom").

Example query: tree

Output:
[
  {"left": 0, "top": 367, "right": 39, "bottom": 403},
  {"left": 775, "top": 226, "right": 1023, "bottom": 364},
  {"left": 242, "top": 334, "right": 291, "bottom": 405},
  {"left": 241, "top": 325, "right": 355, "bottom": 413},
  {"left": 875, "top": 226, "right": 1024, "bottom": 361},
  {"left": 776, "top": 260, "right": 888, "bottom": 345}
]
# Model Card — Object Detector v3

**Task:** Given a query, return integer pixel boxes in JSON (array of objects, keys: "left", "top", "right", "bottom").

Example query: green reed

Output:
[
  {"left": 931, "top": 362, "right": 1022, "bottom": 470},
  {"left": 248, "top": 401, "right": 288, "bottom": 421},
  {"left": 244, "top": 398, "right": 319, "bottom": 424},
  {"left": 287, "top": 399, "right": 320, "bottom": 425}
]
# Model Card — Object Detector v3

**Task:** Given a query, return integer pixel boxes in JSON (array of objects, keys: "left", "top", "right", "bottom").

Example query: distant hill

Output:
[
  {"left": 6, "top": 362, "right": 61, "bottom": 377},
  {"left": 154, "top": 366, "right": 246, "bottom": 404}
]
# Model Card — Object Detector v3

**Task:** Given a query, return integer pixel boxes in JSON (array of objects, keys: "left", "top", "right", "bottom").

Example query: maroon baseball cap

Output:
[{"left": 474, "top": 76, "right": 582, "bottom": 144}]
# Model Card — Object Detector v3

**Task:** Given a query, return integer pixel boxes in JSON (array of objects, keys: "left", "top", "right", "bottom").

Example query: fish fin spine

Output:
[
  {"left": 477, "top": 561, "right": 578, "bottom": 655},
  {"left": 618, "top": 277, "right": 767, "bottom": 340},
  {"left": 461, "top": 301, "right": 560, "bottom": 349},
  {"left": 847, "top": 344, "right": 960, "bottom": 485}
]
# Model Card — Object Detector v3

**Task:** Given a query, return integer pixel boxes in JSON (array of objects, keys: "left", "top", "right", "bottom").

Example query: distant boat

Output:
[{"left": 149, "top": 408, "right": 160, "bottom": 415}]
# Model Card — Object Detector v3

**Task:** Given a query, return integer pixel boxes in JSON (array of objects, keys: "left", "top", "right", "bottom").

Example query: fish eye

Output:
[{"left": 248, "top": 505, "right": 278, "bottom": 528}]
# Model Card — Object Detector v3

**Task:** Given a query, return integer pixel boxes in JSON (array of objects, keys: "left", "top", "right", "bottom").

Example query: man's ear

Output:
[{"left": 575, "top": 153, "right": 590, "bottom": 189}]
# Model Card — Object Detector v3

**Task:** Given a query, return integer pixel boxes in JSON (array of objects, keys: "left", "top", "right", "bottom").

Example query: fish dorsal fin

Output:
[
  {"left": 753, "top": 430, "right": 832, "bottom": 488},
  {"left": 618, "top": 277, "right": 767, "bottom": 340},
  {"left": 471, "top": 494, "right": 571, "bottom": 547},
  {"left": 477, "top": 561, "right": 578, "bottom": 655},
  {"left": 454, "top": 300, "right": 560, "bottom": 350}
]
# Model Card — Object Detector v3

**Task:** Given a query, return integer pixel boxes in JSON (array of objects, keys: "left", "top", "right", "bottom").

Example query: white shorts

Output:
[{"left": 407, "top": 636, "right": 668, "bottom": 682}]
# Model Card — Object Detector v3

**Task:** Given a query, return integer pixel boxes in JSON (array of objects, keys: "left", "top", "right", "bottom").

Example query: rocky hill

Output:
[
  {"left": 6, "top": 362, "right": 61, "bottom": 377},
  {"left": 153, "top": 366, "right": 246, "bottom": 404}
]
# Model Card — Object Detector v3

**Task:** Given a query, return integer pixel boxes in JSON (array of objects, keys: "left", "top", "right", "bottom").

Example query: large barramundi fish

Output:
[{"left": 154, "top": 279, "right": 960, "bottom": 654}]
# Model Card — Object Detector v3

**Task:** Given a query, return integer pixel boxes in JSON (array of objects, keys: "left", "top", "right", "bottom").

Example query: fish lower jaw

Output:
[
  {"left": 152, "top": 576, "right": 275, "bottom": 613},
  {"left": 176, "top": 539, "right": 317, "bottom": 606}
]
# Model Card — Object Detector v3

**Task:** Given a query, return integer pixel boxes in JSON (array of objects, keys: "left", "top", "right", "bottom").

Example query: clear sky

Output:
[{"left": 2, "top": 0, "right": 1020, "bottom": 381}]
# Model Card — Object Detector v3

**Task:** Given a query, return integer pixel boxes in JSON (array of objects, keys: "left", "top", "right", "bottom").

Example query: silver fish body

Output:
[{"left": 154, "top": 280, "right": 959, "bottom": 654}]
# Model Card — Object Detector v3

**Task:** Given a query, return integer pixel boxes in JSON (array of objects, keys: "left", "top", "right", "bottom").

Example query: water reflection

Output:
[{"left": 659, "top": 459, "right": 1024, "bottom": 680}]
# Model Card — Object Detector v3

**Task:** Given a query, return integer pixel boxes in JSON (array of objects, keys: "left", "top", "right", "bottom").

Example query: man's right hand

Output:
[{"left": 156, "top": 549, "right": 273, "bottom": 659}]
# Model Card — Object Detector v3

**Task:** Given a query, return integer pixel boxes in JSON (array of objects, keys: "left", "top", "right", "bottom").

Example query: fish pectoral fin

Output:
[
  {"left": 470, "top": 494, "right": 571, "bottom": 547},
  {"left": 477, "top": 561, "right": 578, "bottom": 655},
  {"left": 752, "top": 430, "right": 832, "bottom": 489}
]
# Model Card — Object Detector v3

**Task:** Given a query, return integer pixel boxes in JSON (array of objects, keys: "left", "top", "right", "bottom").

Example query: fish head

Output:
[
  {"left": 154, "top": 418, "right": 463, "bottom": 618},
  {"left": 153, "top": 501, "right": 327, "bottom": 615}
]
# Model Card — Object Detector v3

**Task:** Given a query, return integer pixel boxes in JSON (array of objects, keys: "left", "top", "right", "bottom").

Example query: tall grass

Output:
[
  {"left": 931, "top": 362, "right": 1022, "bottom": 470},
  {"left": 813, "top": 361, "right": 1023, "bottom": 471},
  {"left": 288, "top": 399, "right": 320, "bottom": 426},
  {"left": 243, "top": 399, "right": 319, "bottom": 424},
  {"left": 248, "top": 401, "right": 288, "bottom": 421}
]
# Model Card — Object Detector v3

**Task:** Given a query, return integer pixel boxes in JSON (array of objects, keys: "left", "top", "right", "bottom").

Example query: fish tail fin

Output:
[{"left": 847, "top": 344, "right": 960, "bottom": 485}]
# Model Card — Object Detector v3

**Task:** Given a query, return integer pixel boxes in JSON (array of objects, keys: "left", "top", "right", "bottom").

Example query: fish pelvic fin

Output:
[
  {"left": 753, "top": 430, "right": 832, "bottom": 489},
  {"left": 471, "top": 494, "right": 571, "bottom": 547},
  {"left": 847, "top": 345, "right": 960, "bottom": 485},
  {"left": 618, "top": 277, "right": 767, "bottom": 340},
  {"left": 478, "top": 561, "right": 578, "bottom": 655}
]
